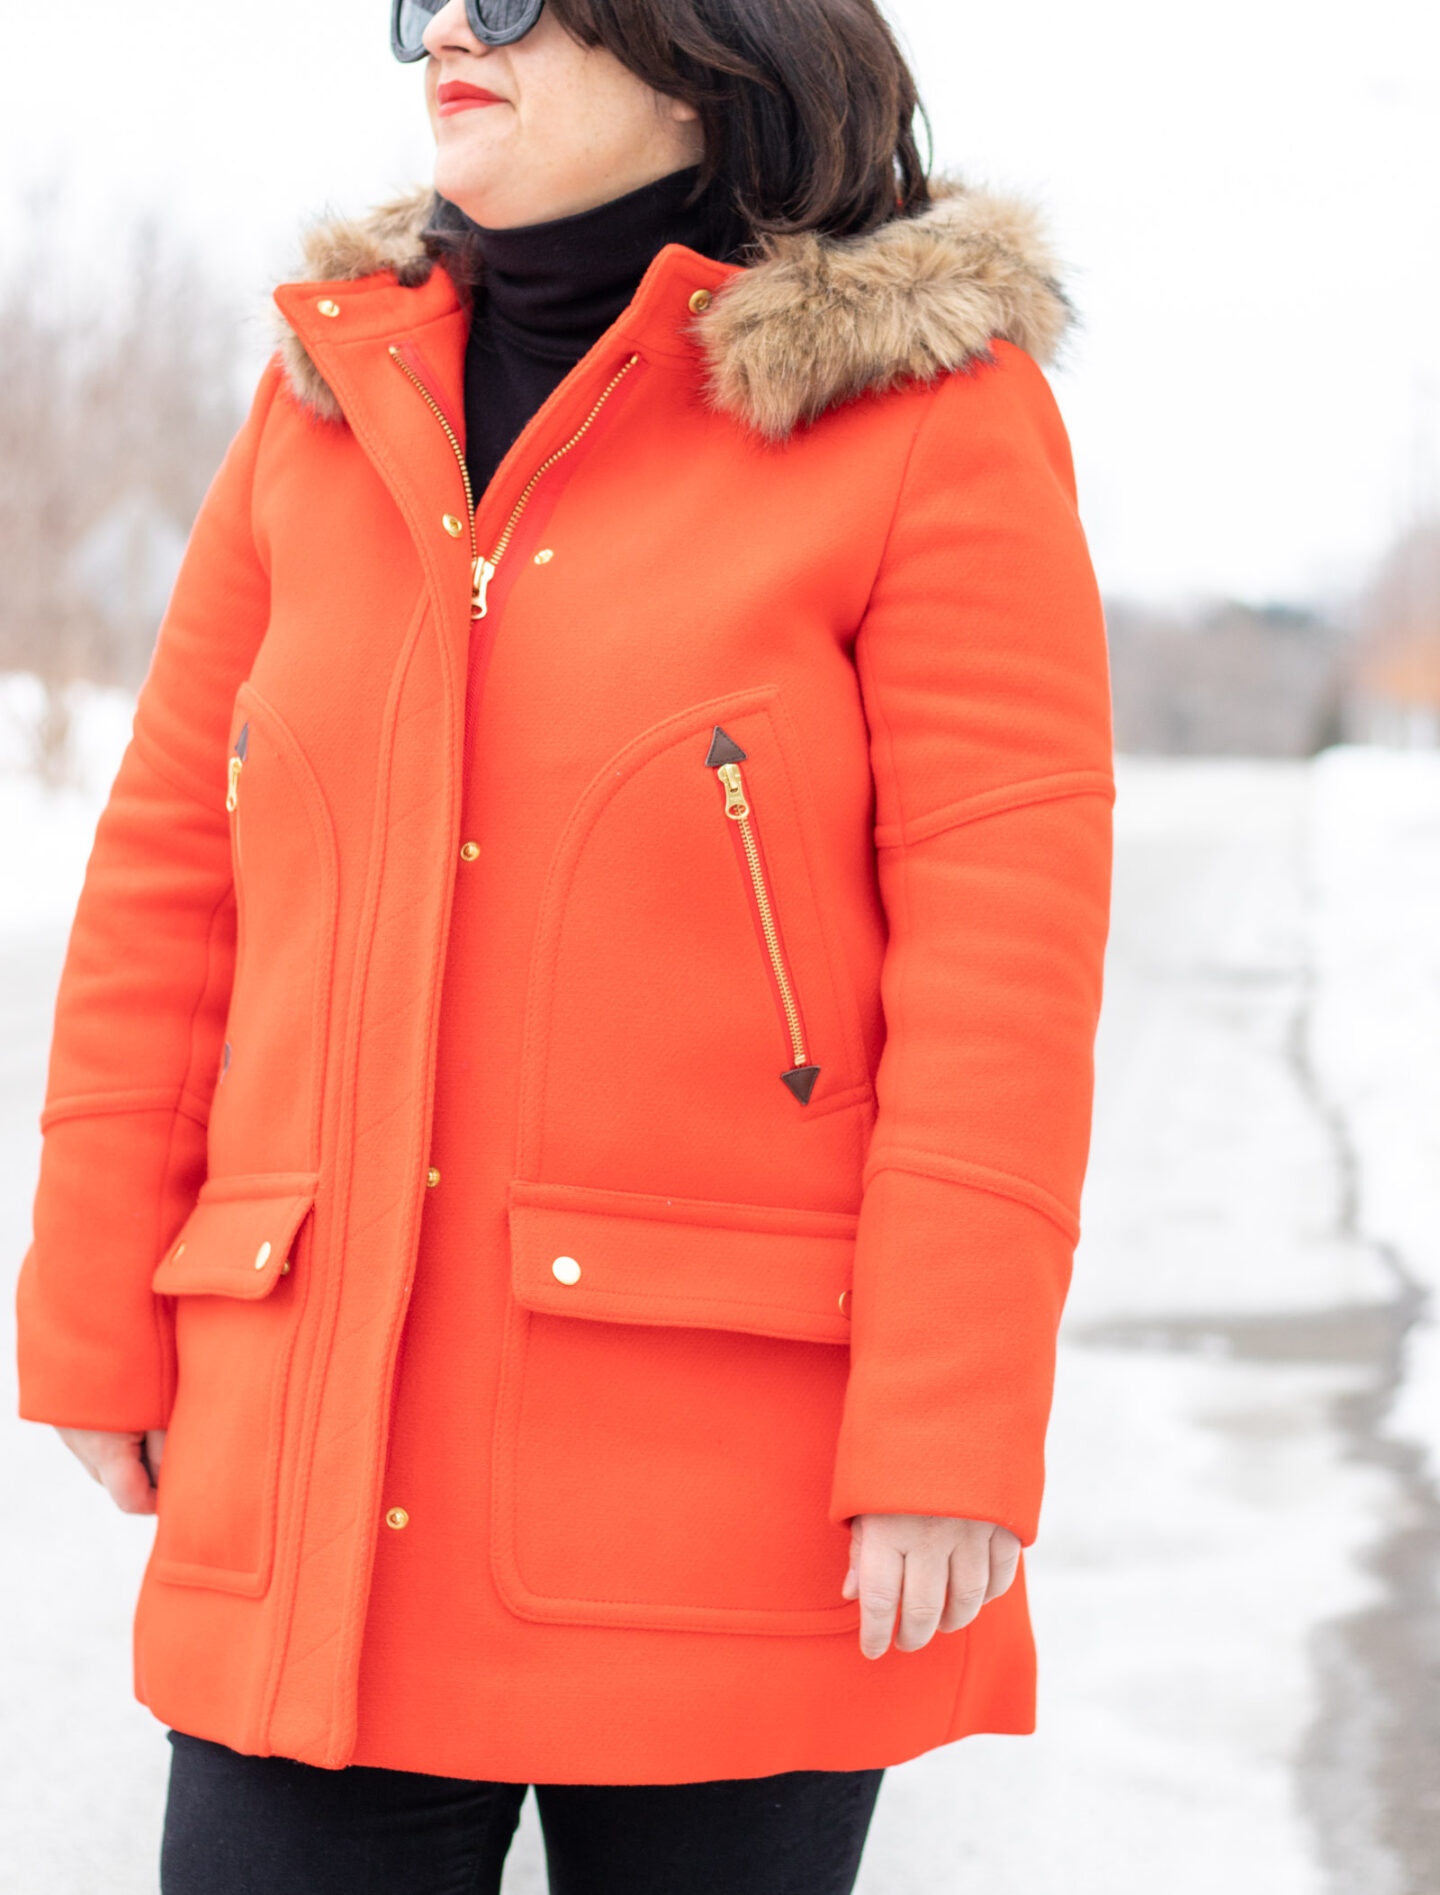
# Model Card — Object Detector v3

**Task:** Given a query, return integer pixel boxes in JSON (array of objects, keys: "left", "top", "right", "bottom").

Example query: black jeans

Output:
[{"left": 161, "top": 1730, "right": 885, "bottom": 1895}]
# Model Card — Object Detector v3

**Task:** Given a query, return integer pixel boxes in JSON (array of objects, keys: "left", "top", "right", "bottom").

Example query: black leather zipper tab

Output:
[
  {"left": 703, "top": 726, "right": 747, "bottom": 769},
  {"left": 780, "top": 1065, "right": 822, "bottom": 1105}
]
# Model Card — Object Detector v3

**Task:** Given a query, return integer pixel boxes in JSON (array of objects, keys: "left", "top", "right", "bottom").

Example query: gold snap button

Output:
[
  {"left": 385, "top": 1507, "right": 410, "bottom": 1530},
  {"left": 838, "top": 1289, "right": 852, "bottom": 1319},
  {"left": 442, "top": 514, "right": 464, "bottom": 538},
  {"left": 280, "top": 1258, "right": 291, "bottom": 1275},
  {"left": 459, "top": 840, "right": 480, "bottom": 862},
  {"left": 688, "top": 287, "right": 712, "bottom": 314},
  {"left": 316, "top": 298, "right": 341, "bottom": 318},
  {"left": 254, "top": 1241, "right": 272, "bottom": 1272},
  {"left": 533, "top": 548, "right": 554, "bottom": 566},
  {"left": 426, "top": 1167, "right": 441, "bottom": 1189},
  {"left": 551, "top": 1256, "right": 582, "bottom": 1286}
]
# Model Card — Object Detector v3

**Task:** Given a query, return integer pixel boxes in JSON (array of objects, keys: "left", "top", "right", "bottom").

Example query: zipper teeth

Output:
[
  {"left": 487, "top": 354, "right": 639, "bottom": 570},
  {"left": 726, "top": 777, "right": 808, "bottom": 1068},
  {"left": 386, "top": 347, "right": 479, "bottom": 566}
]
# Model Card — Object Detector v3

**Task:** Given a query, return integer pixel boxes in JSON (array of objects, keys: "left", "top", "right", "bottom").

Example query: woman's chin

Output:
[{"left": 432, "top": 141, "right": 513, "bottom": 222}]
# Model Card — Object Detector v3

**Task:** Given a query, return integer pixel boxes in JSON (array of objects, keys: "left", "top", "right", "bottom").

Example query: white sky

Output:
[{"left": 2, "top": 0, "right": 1438, "bottom": 607}]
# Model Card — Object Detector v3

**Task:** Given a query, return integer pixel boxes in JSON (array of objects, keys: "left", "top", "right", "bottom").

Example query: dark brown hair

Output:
[{"left": 427, "top": 0, "right": 930, "bottom": 267}]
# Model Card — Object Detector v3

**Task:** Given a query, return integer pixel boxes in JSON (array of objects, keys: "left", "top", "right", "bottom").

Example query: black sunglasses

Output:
[{"left": 391, "top": 0, "right": 544, "bottom": 62}]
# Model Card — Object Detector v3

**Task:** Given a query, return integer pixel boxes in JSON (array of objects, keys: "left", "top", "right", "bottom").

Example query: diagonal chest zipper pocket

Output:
[
  {"left": 704, "top": 726, "right": 821, "bottom": 1105},
  {"left": 514, "top": 687, "right": 875, "bottom": 1190}
]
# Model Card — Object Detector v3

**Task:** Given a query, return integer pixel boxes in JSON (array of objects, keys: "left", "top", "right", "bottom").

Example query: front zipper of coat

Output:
[{"left": 387, "top": 346, "right": 640, "bottom": 619}]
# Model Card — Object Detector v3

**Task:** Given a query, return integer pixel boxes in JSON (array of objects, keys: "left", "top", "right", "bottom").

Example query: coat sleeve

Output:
[
  {"left": 15, "top": 360, "right": 283, "bottom": 1432},
  {"left": 830, "top": 341, "right": 1114, "bottom": 1546}
]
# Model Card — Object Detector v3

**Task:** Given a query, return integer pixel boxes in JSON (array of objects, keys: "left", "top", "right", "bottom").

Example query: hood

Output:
[{"left": 277, "top": 178, "right": 1073, "bottom": 441}]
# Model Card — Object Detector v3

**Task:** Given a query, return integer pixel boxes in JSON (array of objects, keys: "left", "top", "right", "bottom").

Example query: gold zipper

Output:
[
  {"left": 387, "top": 348, "right": 485, "bottom": 615},
  {"left": 389, "top": 346, "right": 639, "bottom": 620},
  {"left": 716, "top": 760, "right": 810, "bottom": 1071},
  {"left": 475, "top": 354, "right": 639, "bottom": 616},
  {"left": 226, "top": 723, "right": 249, "bottom": 813}
]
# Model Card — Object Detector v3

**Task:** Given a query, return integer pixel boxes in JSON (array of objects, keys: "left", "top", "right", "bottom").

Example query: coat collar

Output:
[{"left": 275, "top": 178, "right": 1073, "bottom": 442}]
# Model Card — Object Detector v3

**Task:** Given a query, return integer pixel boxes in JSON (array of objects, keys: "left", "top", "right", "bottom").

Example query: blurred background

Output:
[{"left": 1, "top": 1, "right": 1437, "bottom": 1890}]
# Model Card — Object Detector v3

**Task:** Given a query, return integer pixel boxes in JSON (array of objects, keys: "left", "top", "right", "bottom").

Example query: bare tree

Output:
[{"left": 0, "top": 191, "right": 243, "bottom": 778}]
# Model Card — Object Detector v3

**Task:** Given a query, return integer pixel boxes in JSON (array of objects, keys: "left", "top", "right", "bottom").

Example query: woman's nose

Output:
[{"left": 422, "top": 0, "right": 487, "bottom": 58}]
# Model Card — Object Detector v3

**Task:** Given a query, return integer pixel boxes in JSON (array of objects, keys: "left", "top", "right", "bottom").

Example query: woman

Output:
[{"left": 16, "top": 0, "right": 1114, "bottom": 1888}]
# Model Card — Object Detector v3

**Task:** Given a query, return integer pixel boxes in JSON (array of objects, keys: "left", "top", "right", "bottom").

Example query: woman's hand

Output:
[
  {"left": 55, "top": 1427, "right": 166, "bottom": 1515},
  {"left": 843, "top": 1514, "right": 1022, "bottom": 1660}
]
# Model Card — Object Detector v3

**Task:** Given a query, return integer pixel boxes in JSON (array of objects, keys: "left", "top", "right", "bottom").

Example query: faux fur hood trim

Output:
[{"left": 277, "top": 178, "right": 1072, "bottom": 439}]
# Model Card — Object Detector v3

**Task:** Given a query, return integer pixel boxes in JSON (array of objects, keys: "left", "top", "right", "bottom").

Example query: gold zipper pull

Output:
[
  {"left": 473, "top": 555, "right": 496, "bottom": 620},
  {"left": 717, "top": 762, "right": 749, "bottom": 821},
  {"left": 226, "top": 722, "right": 249, "bottom": 812}
]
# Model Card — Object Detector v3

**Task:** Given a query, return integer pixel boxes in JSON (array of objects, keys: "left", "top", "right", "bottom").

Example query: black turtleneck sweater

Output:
[{"left": 461, "top": 165, "right": 750, "bottom": 498}]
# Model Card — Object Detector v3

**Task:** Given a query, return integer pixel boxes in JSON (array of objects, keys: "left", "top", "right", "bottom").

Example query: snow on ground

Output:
[
  {"left": 1, "top": 696, "right": 1437, "bottom": 1894},
  {"left": 1310, "top": 749, "right": 1440, "bottom": 1480},
  {"left": 0, "top": 676, "right": 136, "bottom": 941}
]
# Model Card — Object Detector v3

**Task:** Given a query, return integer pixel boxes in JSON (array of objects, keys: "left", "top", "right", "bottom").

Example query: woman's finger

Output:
[
  {"left": 984, "top": 1527, "right": 1022, "bottom": 1604},
  {"left": 841, "top": 1518, "right": 863, "bottom": 1601},
  {"left": 98, "top": 1440, "right": 158, "bottom": 1515},
  {"left": 141, "top": 1428, "right": 167, "bottom": 1485},
  {"left": 939, "top": 1540, "right": 991, "bottom": 1633},
  {"left": 894, "top": 1549, "right": 949, "bottom": 1653},
  {"left": 58, "top": 1429, "right": 159, "bottom": 1516},
  {"left": 856, "top": 1536, "right": 905, "bottom": 1660},
  {"left": 99, "top": 1450, "right": 158, "bottom": 1516}
]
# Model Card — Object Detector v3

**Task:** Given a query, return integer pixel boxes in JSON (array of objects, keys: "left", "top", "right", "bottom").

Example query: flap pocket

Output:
[
  {"left": 507, "top": 1180, "right": 856, "bottom": 1344},
  {"left": 153, "top": 1172, "right": 319, "bottom": 1299}
]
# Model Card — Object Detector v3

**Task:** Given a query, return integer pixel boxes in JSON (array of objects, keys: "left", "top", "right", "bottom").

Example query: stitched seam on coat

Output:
[
  {"left": 862, "top": 1148, "right": 1079, "bottom": 1242},
  {"left": 761, "top": 695, "right": 876, "bottom": 1100},
  {"left": 183, "top": 878, "right": 235, "bottom": 1122},
  {"left": 515, "top": 1186, "right": 856, "bottom": 1239},
  {"left": 259, "top": 593, "right": 432, "bottom": 1761},
  {"left": 39, "top": 1087, "right": 186, "bottom": 1129},
  {"left": 851, "top": 407, "right": 929, "bottom": 844},
  {"left": 874, "top": 771, "right": 1115, "bottom": 849},
  {"left": 501, "top": 1307, "right": 854, "bottom": 1623},
  {"left": 516, "top": 688, "right": 781, "bottom": 1182},
  {"left": 520, "top": 1282, "right": 846, "bottom": 1327},
  {"left": 530, "top": 707, "right": 720, "bottom": 1179},
  {"left": 150, "top": 879, "right": 237, "bottom": 1411},
  {"left": 336, "top": 677, "right": 456, "bottom": 1759}
]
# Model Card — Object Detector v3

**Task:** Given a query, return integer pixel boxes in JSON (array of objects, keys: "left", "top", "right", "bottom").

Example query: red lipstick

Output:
[{"left": 437, "top": 80, "right": 507, "bottom": 116}]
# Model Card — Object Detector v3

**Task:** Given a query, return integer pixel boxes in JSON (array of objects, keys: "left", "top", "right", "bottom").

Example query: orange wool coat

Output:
[{"left": 16, "top": 180, "right": 1114, "bottom": 1783}]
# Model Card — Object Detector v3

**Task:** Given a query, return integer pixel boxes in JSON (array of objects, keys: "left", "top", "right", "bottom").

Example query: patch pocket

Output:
[
  {"left": 150, "top": 1174, "right": 317, "bottom": 1596},
  {"left": 495, "top": 1179, "right": 860, "bottom": 1635}
]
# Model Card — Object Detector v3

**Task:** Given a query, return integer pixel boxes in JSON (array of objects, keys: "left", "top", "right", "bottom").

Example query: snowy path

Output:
[{"left": 1, "top": 729, "right": 1437, "bottom": 1894}]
